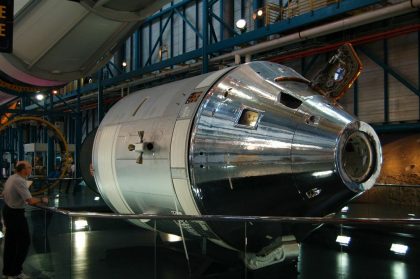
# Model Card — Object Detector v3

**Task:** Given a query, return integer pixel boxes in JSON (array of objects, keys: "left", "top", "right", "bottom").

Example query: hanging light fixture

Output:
[{"left": 235, "top": 19, "right": 247, "bottom": 32}]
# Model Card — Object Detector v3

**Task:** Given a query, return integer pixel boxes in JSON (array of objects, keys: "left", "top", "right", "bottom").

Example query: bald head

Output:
[{"left": 15, "top": 161, "right": 32, "bottom": 176}]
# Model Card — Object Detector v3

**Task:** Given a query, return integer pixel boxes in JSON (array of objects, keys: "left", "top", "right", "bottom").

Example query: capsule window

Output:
[
  {"left": 278, "top": 92, "right": 302, "bottom": 109},
  {"left": 236, "top": 108, "right": 260, "bottom": 129}
]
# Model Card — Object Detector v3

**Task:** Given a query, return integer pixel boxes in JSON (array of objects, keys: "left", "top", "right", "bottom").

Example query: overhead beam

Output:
[{"left": 358, "top": 46, "right": 420, "bottom": 97}]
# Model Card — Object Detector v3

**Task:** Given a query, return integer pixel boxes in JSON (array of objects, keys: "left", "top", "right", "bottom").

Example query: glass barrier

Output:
[{"left": 1, "top": 184, "right": 419, "bottom": 278}]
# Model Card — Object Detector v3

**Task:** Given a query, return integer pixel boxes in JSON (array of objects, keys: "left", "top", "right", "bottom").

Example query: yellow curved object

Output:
[
  {"left": 0, "top": 102, "right": 17, "bottom": 125},
  {"left": 0, "top": 116, "right": 70, "bottom": 195}
]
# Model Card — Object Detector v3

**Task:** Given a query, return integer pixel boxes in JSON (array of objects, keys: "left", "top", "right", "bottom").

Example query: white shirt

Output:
[{"left": 3, "top": 173, "right": 32, "bottom": 208}]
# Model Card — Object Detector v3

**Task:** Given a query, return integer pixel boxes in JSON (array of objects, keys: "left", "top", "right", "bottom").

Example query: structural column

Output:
[
  {"left": 97, "top": 68, "right": 104, "bottom": 122},
  {"left": 202, "top": 0, "right": 209, "bottom": 73},
  {"left": 47, "top": 93, "right": 55, "bottom": 175}
]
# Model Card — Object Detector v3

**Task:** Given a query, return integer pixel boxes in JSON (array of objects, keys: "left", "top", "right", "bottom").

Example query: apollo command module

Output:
[{"left": 88, "top": 44, "right": 382, "bottom": 269}]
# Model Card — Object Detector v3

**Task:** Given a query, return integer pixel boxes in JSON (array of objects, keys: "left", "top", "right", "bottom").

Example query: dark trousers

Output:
[{"left": 2, "top": 204, "right": 31, "bottom": 276}]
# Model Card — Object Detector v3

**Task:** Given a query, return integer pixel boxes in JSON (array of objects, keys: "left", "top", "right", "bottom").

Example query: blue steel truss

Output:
[
  {"left": 5, "top": 0, "right": 420, "bottom": 178},
  {"left": 16, "top": 0, "right": 382, "bottom": 111},
  {"left": 4, "top": 0, "right": 419, "bottom": 137}
]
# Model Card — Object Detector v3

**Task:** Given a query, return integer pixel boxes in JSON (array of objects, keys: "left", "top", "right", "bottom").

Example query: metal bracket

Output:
[{"left": 127, "top": 130, "right": 154, "bottom": 164}]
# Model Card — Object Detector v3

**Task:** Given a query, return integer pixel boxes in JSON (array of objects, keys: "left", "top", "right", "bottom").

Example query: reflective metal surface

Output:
[
  {"left": 189, "top": 62, "right": 382, "bottom": 250},
  {"left": 93, "top": 61, "right": 382, "bottom": 256}
]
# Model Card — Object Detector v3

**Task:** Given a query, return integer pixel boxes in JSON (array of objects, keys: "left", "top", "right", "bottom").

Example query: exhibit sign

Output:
[{"left": 0, "top": 0, "right": 13, "bottom": 53}]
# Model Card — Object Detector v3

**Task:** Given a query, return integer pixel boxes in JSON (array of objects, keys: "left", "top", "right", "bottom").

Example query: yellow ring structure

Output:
[{"left": 0, "top": 116, "right": 71, "bottom": 196}]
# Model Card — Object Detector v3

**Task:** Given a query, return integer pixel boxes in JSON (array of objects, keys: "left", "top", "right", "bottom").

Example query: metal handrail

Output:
[{"left": 35, "top": 204, "right": 420, "bottom": 225}]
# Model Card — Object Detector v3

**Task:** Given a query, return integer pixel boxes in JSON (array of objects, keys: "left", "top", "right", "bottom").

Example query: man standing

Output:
[{"left": 2, "top": 161, "right": 47, "bottom": 279}]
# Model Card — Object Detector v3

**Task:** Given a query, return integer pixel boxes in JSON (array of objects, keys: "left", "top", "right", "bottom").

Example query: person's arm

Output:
[
  {"left": 15, "top": 180, "right": 41, "bottom": 205},
  {"left": 26, "top": 196, "right": 48, "bottom": 205}
]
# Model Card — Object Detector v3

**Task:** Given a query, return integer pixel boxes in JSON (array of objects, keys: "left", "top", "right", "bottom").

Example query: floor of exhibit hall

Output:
[{"left": 0, "top": 184, "right": 418, "bottom": 279}]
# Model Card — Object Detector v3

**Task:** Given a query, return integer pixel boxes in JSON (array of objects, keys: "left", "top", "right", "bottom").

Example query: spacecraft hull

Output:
[{"left": 92, "top": 61, "right": 382, "bottom": 252}]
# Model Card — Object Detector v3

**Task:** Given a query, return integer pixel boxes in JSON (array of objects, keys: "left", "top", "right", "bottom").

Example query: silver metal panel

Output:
[
  {"left": 190, "top": 62, "right": 300, "bottom": 196},
  {"left": 93, "top": 125, "right": 133, "bottom": 214},
  {"left": 93, "top": 61, "right": 382, "bottom": 253},
  {"left": 93, "top": 75, "right": 208, "bottom": 208},
  {"left": 172, "top": 178, "right": 200, "bottom": 215},
  {"left": 115, "top": 119, "right": 173, "bottom": 161},
  {"left": 291, "top": 95, "right": 353, "bottom": 175},
  {"left": 115, "top": 159, "right": 173, "bottom": 201},
  {"left": 189, "top": 62, "right": 381, "bottom": 216},
  {"left": 195, "top": 67, "right": 233, "bottom": 89},
  {"left": 170, "top": 119, "right": 190, "bottom": 168},
  {"left": 188, "top": 61, "right": 382, "bottom": 251},
  {"left": 93, "top": 69, "right": 235, "bottom": 240},
  {"left": 171, "top": 168, "right": 187, "bottom": 179}
]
